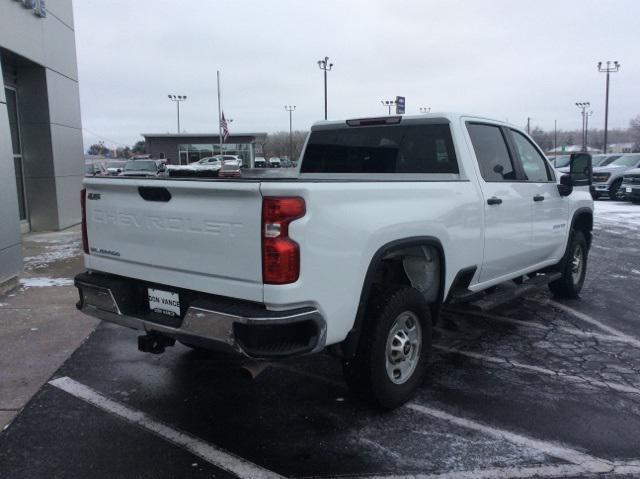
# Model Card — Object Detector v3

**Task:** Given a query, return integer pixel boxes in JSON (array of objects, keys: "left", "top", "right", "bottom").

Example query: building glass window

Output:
[
  {"left": 178, "top": 143, "right": 254, "bottom": 167},
  {"left": 5, "top": 87, "right": 27, "bottom": 221}
]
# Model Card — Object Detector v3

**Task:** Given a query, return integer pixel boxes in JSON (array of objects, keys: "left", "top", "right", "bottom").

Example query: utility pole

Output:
[
  {"left": 526, "top": 117, "right": 531, "bottom": 135},
  {"left": 284, "top": 105, "right": 296, "bottom": 161},
  {"left": 597, "top": 61, "right": 620, "bottom": 154},
  {"left": 575, "top": 102, "right": 590, "bottom": 151},
  {"left": 317, "top": 56, "right": 333, "bottom": 120},
  {"left": 418, "top": 107, "right": 431, "bottom": 114},
  {"left": 381, "top": 99, "right": 396, "bottom": 115},
  {"left": 554, "top": 120, "right": 557, "bottom": 155},
  {"left": 168, "top": 95, "right": 187, "bottom": 134}
]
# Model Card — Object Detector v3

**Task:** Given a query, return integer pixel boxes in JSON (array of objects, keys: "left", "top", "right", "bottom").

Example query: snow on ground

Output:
[
  {"left": 593, "top": 201, "right": 640, "bottom": 236},
  {"left": 19, "top": 278, "right": 74, "bottom": 288},
  {"left": 26, "top": 229, "right": 79, "bottom": 244},
  {"left": 23, "top": 240, "right": 80, "bottom": 270}
]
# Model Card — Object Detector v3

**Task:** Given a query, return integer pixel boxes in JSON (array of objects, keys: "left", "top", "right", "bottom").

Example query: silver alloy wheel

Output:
[
  {"left": 385, "top": 311, "right": 422, "bottom": 385},
  {"left": 571, "top": 244, "right": 583, "bottom": 284}
]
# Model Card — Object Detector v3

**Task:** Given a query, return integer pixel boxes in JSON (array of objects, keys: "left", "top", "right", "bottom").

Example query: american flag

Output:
[{"left": 220, "top": 112, "right": 230, "bottom": 143}]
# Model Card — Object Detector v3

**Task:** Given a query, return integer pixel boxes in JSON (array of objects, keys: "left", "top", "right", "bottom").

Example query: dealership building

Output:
[
  {"left": 143, "top": 133, "right": 267, "bottom": 168},
  {"left": 0, "top": 0, "right": 84, "bottom": 287}
]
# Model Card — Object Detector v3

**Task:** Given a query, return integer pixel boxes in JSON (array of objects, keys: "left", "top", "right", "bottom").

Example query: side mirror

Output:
[
  {"left": 558, "top": 174, "right": 573, "bottom": 197},
  {"left": 569, "top": 152, "right": 592, "bottom": 187}
]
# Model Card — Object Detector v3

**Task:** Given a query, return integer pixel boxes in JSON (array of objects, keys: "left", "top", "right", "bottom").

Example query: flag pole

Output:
[{"left": 217, "top": 70, "right": 223, "bottom": 155}]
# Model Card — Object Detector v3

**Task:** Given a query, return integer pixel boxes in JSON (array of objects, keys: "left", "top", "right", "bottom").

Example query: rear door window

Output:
[
  {"left": 300, "top": 124, "right": 459, "bottom": 174},
  {"left": 466, "top": 123, "right": 517, "bottom": 181}
]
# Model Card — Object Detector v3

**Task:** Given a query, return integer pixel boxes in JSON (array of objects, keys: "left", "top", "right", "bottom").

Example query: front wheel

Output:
[
  {"left": 343, "top": 287, "right": 432, "bottom": 410},
  {"left": 609, "top": 179, "right": 622, "bottom": 200},
  {"left": 548, "top": 230, "right": 588, "bottom": 298}
]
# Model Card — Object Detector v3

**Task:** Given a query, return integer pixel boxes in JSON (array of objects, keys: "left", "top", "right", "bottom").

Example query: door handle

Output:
[
  {"left": 487, "top": 197, "right": 502, "bottom": 205},
  {"left": 533, "top": 194, "right": 545, "bottom": 202}
]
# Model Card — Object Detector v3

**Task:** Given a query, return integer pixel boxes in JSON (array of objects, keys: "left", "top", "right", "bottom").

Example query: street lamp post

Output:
[
  {"left": 597, "top": 61, "right": 620, "bottom": 154},
  {"left": 585, "top": 110, "right": 593, "bottom": 150},
  {"left": 168, "top": 95, "right": 187, "bottom": 134},
  {"left": 381, "top": 99, "right": 396, "bottom": 115},
  {"left": 575, "top": 102, "right": 590, "bottom": 152},
  {"left": 419, "top": 107, "right": 431, "bottom": 114},
  {"left": 317, "top": 56, "right": 333, "bottom": 120},
  {"left": 284, "top": 105, "right": 296, "bottom": 161}
]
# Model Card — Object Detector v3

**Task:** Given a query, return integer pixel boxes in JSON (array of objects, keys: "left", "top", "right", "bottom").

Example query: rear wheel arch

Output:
[{"left": 339, "top": 236, "right": 445, "bottom": 359}]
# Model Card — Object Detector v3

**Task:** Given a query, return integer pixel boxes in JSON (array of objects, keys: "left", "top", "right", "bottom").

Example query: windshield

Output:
[
  {"left": 596, "top": 155, "right": 620, "bottom": 166},
  {"left": 553, "top": 155, "right": 570, "bottom": 168},
  {"left": 124, "top": 160, "right": 156, "bottom": 171},
  {"left": 610, "top": 155, "right": 640, "bottom": 167}
]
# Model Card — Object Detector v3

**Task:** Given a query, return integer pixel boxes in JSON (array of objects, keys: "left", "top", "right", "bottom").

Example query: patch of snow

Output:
[
  {"left": 19, "top": 277, "right": 74, "bottom": 288},
  {"left": 0, "top": 302, "right": 7, "bottom": 307},
  {"left": 23, "top": 241, "right": 80, "bottom": 270},
  {"left": 632, "top": 269, "right": 640, "bottom": 276}
]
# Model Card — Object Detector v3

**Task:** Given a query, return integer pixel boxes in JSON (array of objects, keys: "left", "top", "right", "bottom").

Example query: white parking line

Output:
[
  {"left": 405, "top": 403, "right": 610, "bottom": 472},
  {"left": 444, "top": 307, "right": 639, "bottom": 347},
  {"left": 540, "top": 299, "right": 640, "bottom": 348},
  {"left": 434, "top": 345, "right": 640, "bottom": 395},
  {"left": 48, "top": 376, "right": 283, "bottom": 479},
  {"left": 361, "top": 463, "right": 596, "bottom": 479}
]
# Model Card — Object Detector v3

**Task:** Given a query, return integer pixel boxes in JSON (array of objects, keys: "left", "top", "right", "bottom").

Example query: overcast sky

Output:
[{"left": 73, "top": 0, "right": 640, "bottom": 149}]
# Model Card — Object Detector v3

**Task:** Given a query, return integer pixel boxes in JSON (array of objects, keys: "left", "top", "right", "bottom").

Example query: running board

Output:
[{"left": 451, "top": 273, "right": 561, "bottom": 311}]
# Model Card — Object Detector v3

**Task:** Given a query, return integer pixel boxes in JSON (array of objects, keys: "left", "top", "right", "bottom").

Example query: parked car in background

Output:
[
  {"left": 85, "top": 161, "right": 106, "bottom": 176},
  {"left": 254, "top": 156, "right": 267, "bottom": 168},
  {"left": 120, "top": 159, "right": 165, "bottom": 177},
  {"left": 280, "top": 158, "right": 293, "bottom": 168},
  {"left": 592, "top": 154, "right": 640, "bottom": 200},
  {"left": 551, "top": 155, "right": 570, "bottom": 169},
  {"left": 621, "top": 168, "right": 640, "bottom": 202},
  {"left": 268, "top": 157, "right": 281, "bottom": 168},
  {"left": 557, "top": 154, "right": 620, "bottom": 174},
  {"left": 104, "top": 160, "right": 126, "bottom": 175}
]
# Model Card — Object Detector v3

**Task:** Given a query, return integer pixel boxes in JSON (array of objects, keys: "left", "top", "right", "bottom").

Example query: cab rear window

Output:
[{"left": 300, "top": 124, "right": 458, "bottom": 174}]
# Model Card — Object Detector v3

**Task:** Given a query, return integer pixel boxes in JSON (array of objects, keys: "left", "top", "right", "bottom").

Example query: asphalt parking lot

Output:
[{"left": 1, "top": 201, "right": 639, "bottom": 479}]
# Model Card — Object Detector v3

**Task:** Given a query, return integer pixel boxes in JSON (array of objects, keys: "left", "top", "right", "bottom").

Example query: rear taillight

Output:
[
  {"left": 80, "top": 188, "right": 89, "bottom": 254},
  {"left": 262, "top": 197, "right": 305, "bottom": 284}
]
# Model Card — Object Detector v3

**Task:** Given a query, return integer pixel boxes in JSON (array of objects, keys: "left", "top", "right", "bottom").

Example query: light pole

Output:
[
  {"left": 419, "top": 107, "right": 431, "bottom": 114},
  {"left": 284, "top": 105, "right": 296, "bottom": 161},
  {"left": 381, "top": 99, "right": 396, "bottom": 115},
  {"left": 575, "top": 102, "right": 590, "bottom": 151},
  {"left": 597, "top": 61, "right": 620, "bottom": 153},
  {"left": 168, "top": 95, "right": 187, "bottom": 134},
  {"left": 585, "top": 110, "right": 593, "bottom": 150},
  {"left": 317, "top": 56, "right": 333, "bottom": 120}
]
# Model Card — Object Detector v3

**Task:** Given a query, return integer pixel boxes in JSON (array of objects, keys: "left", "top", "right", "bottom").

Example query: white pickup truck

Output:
[{"left": 75, "top": 113, "right": 594, "bottom": 409}]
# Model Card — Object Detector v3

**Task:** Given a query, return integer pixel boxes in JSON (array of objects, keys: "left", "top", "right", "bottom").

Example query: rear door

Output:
[
  {"left": 466, "top": 122, "right": 533, "bottom": 283},
  {"left": 83, "top": 177, "right": 264, "bottom": 302},
  {"left": 506, "top": 129, "right": 568, "bottom": 264}
]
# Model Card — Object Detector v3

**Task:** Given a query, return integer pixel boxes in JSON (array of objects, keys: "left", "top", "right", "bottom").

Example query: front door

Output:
[
  {"left": 507, "top": 128, "right": 568, "bottom": 264},
  {"left": 466, "top": 122, "right": 533, "bottom": 283}
]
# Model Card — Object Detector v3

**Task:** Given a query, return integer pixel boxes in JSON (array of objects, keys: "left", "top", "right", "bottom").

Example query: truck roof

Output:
[{"left": 311, "top": 113, "right": 517, "bottom": 130}]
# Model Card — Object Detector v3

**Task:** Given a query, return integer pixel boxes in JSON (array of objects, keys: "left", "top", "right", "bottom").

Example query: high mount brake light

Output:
[
  {"left": 346, "top": 116, "right": 402, "bottom": 127},
  {"left": 262, "top": 197, "right": 305, "bottom": 284}
]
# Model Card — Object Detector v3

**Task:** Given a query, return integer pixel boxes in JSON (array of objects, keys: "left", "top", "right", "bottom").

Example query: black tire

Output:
[
  {"left": 548, "top": 230, "right": 588, "bottom": 298},
  {"left": 609, "top": 179, "right": 622, "bottom": 200},
  {"left": 342, "top": 287, "right": 432, "bottom": 410},
  {"left": 590, "top": 191, "right": 599, "bottom": 200}
]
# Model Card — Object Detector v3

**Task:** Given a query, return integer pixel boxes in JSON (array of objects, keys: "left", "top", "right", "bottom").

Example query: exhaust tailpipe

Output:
[{"left": 239, "top": 361, "right": 270, "bottom": 381}]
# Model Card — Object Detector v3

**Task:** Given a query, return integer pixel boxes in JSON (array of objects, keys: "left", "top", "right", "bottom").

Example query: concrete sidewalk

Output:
[{"left": 0, "top": 226, "right": 98, "bottom": 430}]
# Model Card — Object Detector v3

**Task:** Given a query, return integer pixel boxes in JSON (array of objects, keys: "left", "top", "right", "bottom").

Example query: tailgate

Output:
[{"left": 83, "top": 178, "right": 264, "bottom": 302}]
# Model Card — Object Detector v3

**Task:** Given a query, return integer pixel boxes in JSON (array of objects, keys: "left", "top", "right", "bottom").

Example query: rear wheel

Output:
[
  {"left": 343, "top": 287, "right": 432, "bottom": 410},
  {"left": 549, "top": 230, "right": 588, "bottom": 298}
]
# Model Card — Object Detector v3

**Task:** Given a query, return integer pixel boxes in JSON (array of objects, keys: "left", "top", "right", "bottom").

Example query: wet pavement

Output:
[{"left": 1, "top": 201, "right": 640, "bottom": 478}]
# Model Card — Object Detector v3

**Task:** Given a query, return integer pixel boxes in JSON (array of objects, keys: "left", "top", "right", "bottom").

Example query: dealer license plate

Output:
[
  {"left": 148, "top": 288, "right": 180, "bottom": 317},
  {"left": 627, "top": 187, "right": 633, "bottom": 193}
]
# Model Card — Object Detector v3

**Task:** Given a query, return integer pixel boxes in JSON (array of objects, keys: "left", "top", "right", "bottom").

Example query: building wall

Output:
[
  {"left": 0, "top": 0, "right": 83, "bottom": 286},
  {"left": 0, "top": 0, "right": 83, "bottom": 232},
  {"left": 0, "top": 75, "right": 23, "bottom": 285}
]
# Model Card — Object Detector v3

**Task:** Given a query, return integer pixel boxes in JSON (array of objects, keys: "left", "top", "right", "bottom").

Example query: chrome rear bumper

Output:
[{"left": 75, "top": 272, "right": 326, "bottom": 359}]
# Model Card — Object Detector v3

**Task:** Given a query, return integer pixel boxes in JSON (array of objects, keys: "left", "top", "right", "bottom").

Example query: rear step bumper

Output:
[{"left": 74, "top": 272, "right": 326, "bottom": 359}]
